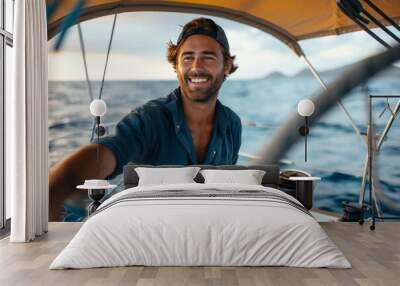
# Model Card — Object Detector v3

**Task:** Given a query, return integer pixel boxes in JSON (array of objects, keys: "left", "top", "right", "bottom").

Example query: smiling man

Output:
[{"left": 49, "top": 18, "right": 242, "bottom": 221}]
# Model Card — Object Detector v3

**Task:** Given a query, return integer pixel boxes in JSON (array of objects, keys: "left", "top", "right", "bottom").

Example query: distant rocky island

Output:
[
  {"left": 264, "top": 63, "right": 400, "bottom": 79},
  {"left": 263, "top": 71, "right": 287, "bottom": 78}
]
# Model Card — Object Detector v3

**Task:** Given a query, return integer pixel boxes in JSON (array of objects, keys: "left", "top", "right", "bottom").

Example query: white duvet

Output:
[{"left": 50, "top": 183, "right": 351, "bottom": 269}]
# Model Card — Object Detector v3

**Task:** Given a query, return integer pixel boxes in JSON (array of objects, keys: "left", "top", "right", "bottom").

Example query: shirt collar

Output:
[{"left": 164, "top": 87, "right": 228, "bottom": 133}]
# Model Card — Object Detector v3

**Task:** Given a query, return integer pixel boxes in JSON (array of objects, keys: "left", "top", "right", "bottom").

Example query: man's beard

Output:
[{"left": 180, "top": 71, "right": 225, "bottom": 103}]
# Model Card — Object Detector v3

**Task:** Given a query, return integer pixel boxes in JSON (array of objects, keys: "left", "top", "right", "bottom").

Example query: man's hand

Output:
[{"left": 49, "top": 144, "right": 116, "bottom": 221}]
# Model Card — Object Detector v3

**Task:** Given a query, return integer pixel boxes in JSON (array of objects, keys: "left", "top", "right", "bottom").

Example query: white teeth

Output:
[{"left": 190, "top": 77, "right": 208, "bottom": 83}]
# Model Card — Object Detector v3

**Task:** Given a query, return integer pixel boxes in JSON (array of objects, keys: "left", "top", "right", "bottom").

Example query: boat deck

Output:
[{"left": 0, "top": 222, "right": 399, "bottom": 286}]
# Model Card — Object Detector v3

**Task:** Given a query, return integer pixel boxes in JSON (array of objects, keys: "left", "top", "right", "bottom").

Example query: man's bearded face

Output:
[{"left": 176, "top": 35, "right": 231, "bottom": 103}]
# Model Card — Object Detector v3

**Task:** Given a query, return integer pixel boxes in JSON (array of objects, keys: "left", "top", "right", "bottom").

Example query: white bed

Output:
[{"left": 50, "top": 183, "right": 351, "bottom": 269}]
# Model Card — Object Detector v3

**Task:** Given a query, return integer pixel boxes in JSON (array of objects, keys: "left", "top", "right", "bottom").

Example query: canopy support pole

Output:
[
  {"left": 359, "top": 155, "right": 382, "bottom": 216},
  {"left": 359, "top": 96, "right": 400, "bottom": 212},
  {"left": 299, "top": 52, "right": 386, "bottom": 216},
  {"left": 376, "top": 100, "right": 400, "bottom": 151}
]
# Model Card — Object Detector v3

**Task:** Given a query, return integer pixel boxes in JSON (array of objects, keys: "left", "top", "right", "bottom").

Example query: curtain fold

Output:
[{"left": 8, "top": 0, "right": 48, "bottom": 242}]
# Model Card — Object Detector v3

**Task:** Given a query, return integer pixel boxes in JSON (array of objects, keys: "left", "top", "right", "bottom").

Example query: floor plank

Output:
[{"left": 0, "top": 222, "right": 399, "bottom": 286}]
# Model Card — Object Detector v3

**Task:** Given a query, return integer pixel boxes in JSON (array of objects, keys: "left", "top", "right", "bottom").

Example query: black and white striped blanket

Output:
[{"left": 92, "top": 188, "right": 312, "bottom": 218}]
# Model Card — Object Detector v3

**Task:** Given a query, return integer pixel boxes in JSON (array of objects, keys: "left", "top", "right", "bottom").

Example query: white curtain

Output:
[{"left": 7, "top": 0, "right": 48, "bottom": 242}]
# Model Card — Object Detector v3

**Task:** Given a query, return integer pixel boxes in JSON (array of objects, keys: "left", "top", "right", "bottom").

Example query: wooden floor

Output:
[{"left": 0, "top": 222, "right": 399, "bottom": 286}]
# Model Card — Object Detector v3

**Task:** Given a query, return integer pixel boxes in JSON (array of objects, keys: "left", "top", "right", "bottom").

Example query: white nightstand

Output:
[{"left": 289, "top": 177, "right": 321, "bottom": 210}]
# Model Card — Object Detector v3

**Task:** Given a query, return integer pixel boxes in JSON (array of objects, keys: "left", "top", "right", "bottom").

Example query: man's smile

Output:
[
  {"left": 188, "top": 75, "right": 211, "bottom": 86},
  {"left": 189, "top": 77, "right": 209, "bottom": 83}
]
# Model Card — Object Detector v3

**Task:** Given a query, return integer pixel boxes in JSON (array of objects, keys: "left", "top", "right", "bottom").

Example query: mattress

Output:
[{"left": 50, "top": 183, "right": 351, "bottom": 269}]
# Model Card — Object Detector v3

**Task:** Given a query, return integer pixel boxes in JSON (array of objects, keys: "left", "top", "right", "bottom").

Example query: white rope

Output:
[{"left": 300, "top": 55, "right": 365, "bottom": 144}]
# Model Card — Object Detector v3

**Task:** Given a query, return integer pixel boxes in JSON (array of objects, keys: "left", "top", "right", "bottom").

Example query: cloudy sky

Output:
[{"left": 48, "top": 11, "right": 398, "bottom": 81}]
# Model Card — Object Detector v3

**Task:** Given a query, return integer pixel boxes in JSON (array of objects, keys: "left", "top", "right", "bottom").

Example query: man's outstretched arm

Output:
[{"left": 48, "top": 144, "right": 116, "bottom": 221}]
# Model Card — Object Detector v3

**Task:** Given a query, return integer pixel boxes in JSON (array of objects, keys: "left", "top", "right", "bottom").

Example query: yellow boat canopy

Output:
[{"left": 47, "top": 0, "right": 400, "bottom": 56}]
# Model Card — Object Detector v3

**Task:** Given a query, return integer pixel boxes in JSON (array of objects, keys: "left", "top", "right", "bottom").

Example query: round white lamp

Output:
[
  {"left": 89, "top": 99, "right": 107, "bottom": 161},
  {"left": 297, "top": 99, "right": 315, "bottom": 162},
  {"left": 90, "top": 99, "right": 107, "bottom": 117},
  {"left": 297, "top": 99, "right": 315, "bottom": 117},
  {"left": 89, "top": 99, "right": 107, "bottom": 137}
]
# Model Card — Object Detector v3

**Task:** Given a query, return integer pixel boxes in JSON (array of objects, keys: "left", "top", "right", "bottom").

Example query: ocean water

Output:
[{"left": 49, "top": 74, "right": 400, "bottom": 218}]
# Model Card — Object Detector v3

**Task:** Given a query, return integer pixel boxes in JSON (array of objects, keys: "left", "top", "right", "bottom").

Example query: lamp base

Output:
[
  {"left": 87, "top": 189, "right": 107, "bottom": 215},
  {"left": 298, "top": 126, "right": 309, "bottom": 136}
]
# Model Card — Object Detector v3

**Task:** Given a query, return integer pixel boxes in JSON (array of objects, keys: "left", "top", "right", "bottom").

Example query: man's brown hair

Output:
[{"left": 167, "top": 18, "right": 238, "bottom": 75}]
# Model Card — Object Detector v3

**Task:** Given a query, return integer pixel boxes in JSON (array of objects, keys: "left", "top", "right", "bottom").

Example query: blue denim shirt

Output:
[{"left": 98, "top": 87, "right": 242, "bottom": 178}]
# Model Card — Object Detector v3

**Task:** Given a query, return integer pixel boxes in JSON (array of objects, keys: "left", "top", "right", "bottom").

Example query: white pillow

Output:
[
  {"left": 135, "top": 167, "right": 201, "bottom": 186},
  {"left": 200, "top": 169, "right": 266, "bottom": 185}
]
